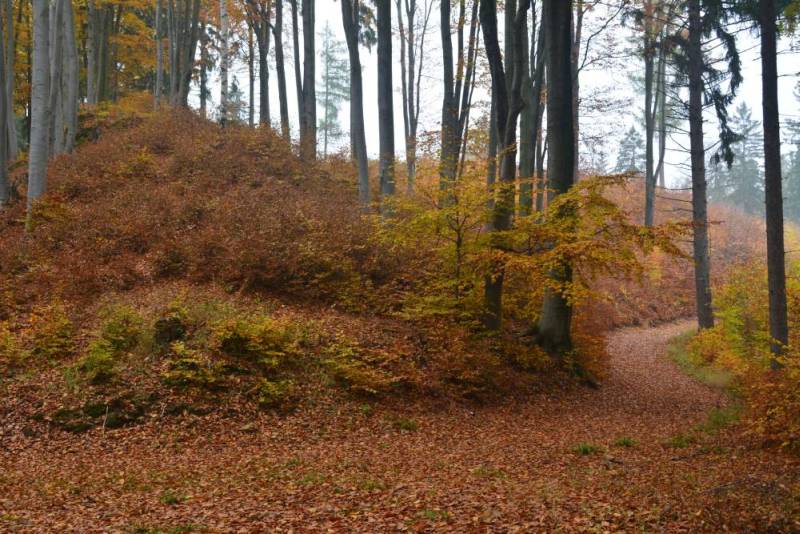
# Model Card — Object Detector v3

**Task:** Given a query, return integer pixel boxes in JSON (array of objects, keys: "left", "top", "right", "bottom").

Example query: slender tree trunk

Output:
[
  {"left": 86, "top": 0, "right": 97, "bottom": 105},
  {"left": 291, "top": 0, "right": 303, "bottom": 135},
  {"left": 655, "top": 41, "right": 667, "bottom": 188},
  {"left": 480, "top": 0, "right": 531, "bottom": 329},
  {"left": 28, "top": 0, "right": 50, "bottom": 221},
  {"left": 219, "top": 0, "right": 229, "bottom": 125},
  {"left": 4, "top": 0, "right": 15, "bottom": 161},
  {"left": 687, "top": 0, "right": 714, "bottom": 330},
  {"left": 47, "top": 0, "right": 63, "bottom": 155},
  {"left": 570, "top": 0, "right": 582, "bottom": 180},
  {"left": 537, "top": 0, "right": 575, "bottom": 352},
  {"left": 644, "top": 19, "right": 655, "bottom": 227},
  {"left": 258, "top": 23, "right": 270, "bottom": 126},
  {"left": 341, "top": 0, "right": 369, "bottom": 205},
  {"left": 377, "top": 0, "right": 394, "bottom": 204},
  {"left": 760, "top": 0, "right": 788, "bottom": 363},
  {"left": 273, "top": 0, "right": 290, "bottom": 139},
  {"left": 0, "top": 4, "right": 8, "bottom": 208},
  {"left": 199, "top": 23, "right": 207, "bottom": 116},
  {"left": 61, "top": 0, "right": 78, "bottom": 153},
  {"left": 300, "top": 0, "right": 315, "bottom": 159},
  {"left": 248, "top": 25, "right": 255, "bottom": 126},
  {"left": 155, "top": 0, "right": 163, "bottom": 109}
]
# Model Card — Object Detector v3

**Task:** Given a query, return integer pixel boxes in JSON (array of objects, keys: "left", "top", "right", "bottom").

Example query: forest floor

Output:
[{"left": 2, "top": 321, "right": 800, "bottom": 533}]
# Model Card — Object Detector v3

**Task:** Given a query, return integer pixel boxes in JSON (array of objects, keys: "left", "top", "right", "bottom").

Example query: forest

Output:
[{"left": 1, "top": 0, "right": 800, "bottom": 531}]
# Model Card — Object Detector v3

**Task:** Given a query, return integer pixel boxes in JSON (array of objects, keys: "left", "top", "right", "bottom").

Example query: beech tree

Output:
[
  {"left": 166, "top": 0, "right": 202, "bottom": 107},
  {"left": 273, "top": 0, "right": 290, "bottom": 139},
  {"left": 28, "top": 0, "right": 50, "bottom": 219},
  {"left": 536, "top": 0, "right": 575, "bottom": 352},
  {"left": 376, "top": 0, "right": 395, "bottom": 203},
  {"left": 397, "top": 0, "right": 433, "bottom": 191},
  {"left": 341, "top": 0, "right": 372, "bottom": 205},
  {"left": 480, "top": 0, "right": 531, "bottom": 329},
  {"left": 440, "top": 0, "right": 480, "bottom": 191},
  {"left": 219, "top": 0, "right": 230, "bottom": 125}
]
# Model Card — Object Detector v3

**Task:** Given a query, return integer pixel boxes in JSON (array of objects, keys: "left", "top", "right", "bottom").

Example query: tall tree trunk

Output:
[
  {"left": 570, "top": 0, "right": 582, "bottom": 180},
  {"left": 760, "top": 0, "right": 788, "bottom": 363},
  {"left": 61, "top": 0, "right": 78, "bottom": 154},
  {"left": 28, "top": 0, "right": 50, "bottom": 221},
  {"left": 155, "top": 0, "right": 163, "bottom": 109},
  {"left": 655, "top": 41, "right": 667, "bottom": 188},
  {"left": 248, "top": 25, "right": 255, "bottom": 126},
  {"left": 258, "top": 23, "right": 270, "bottom": 126},
  {"left": 520, "top": 9, "right": 544, "bottom": 215},
  {"left": 4, "top": 0, "right": 15, "bottom": 161},
  {"left": 199, "top": 23, "right": 207, "bottom": 116},
  {"left": 0, "top": 4, "right": 8, "bottom": 208},
  {"left": 377, "top": 0, "right": 395, "bottom": 204},
  {"left": 273, "top": 0, "right": 290, "bottom": 139},
  {"left": 440, "top": 0, "right": 478, "bottom": 191},
  {"left": 643, "top": 18, "right": 655, "bottom": 227},
  {"left": 86, "top": 0, "right": 97, "bottom": 105},
  {"left": 341, "top": 0, "right": 369, "bottom": 205},
  {"left": 47, "top": 0, "right": 63, "bottom": 155},
  {"left": 219, "top": 0, "right": 229, "bottom": 125},
  {"left": 480, "top": 0, "right": 530, "bottom": 329},
  {"left": 537, "top": 0, "right": 575, "bottom": 352},
  {"left": 291, "top": 0, "right": 303, "bottom": 135},
  {"left": 687, "top": 0, "right": 714, "bottom": 330},
  {"left": 300, "top": 0, "right": 315, "bottom": 159}
]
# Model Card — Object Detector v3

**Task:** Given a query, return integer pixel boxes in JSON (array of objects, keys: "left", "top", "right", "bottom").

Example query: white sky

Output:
[{"left": 200, "top": 2, "right": 800, "bottom": 190}]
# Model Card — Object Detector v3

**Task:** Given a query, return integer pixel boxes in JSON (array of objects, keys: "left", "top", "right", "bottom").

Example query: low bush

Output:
[{"left": 28, "top": 302, "right": 76, "bottom": 360}]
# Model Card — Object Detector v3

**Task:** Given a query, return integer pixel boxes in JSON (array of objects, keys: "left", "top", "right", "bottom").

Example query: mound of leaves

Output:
[{"left": 0, "top": 110, "right": 398, "bottom": 317}]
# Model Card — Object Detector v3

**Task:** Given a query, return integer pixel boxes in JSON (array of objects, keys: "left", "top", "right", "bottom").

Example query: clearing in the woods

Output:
[{"left": 2, "top": 321, "right": 799, "bottom": 532}]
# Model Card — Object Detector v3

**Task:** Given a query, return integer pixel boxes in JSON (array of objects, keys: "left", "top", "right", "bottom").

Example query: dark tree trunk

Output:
[
  {"left": 273, "top": 0, "right": 290, "bottom": 140},
  {"left": 300, "top": 0, "right": 315, "bottom": 160},
  {"left": 760, "top": 0, "right": 788, "bottom": 363},
  {"left": 687, "top": 0, "right": 714, "bottom": 330},
  {"left": 377, "top": 0, "right": 395, "bottom": 204},
  {"left": 341, "top": 0, "right": 369, "bottom": 205},
  {"left": 536, "top": 0, "right": 574, "bottom": 352},
  {"left": 643, "top": 6, "right": 655, "bottom": 227},
  {"left": 480, "top": 0, "right": 530, "bottom": 329}
]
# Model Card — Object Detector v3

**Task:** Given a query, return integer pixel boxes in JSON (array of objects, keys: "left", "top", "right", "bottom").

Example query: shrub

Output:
[
  {"left": 256, "top": 379, "right": 295, "bottom": 410},
  {"left": 324, "top": 339, "right": 394, "bottom": 396},
  {"left": 75, "top": 339, "right": 117, "bottom": 383},
  {"left": 0, "top": 322, "right": 24, "bottom": 369},
  {"left": 213, "top": 316, "right": 302, "bottom": 370},
  {"left": 154, "top": 304, "right": 189, "bottom": 346},
  {"left": 98, "top": 305, "right": 144, "bottom": 352},
  {"left": 29, "top": 302, "right": 76, "bottom": 360},
  {"left": 161, "top": 342, "right": 223, "bottom": 389}
]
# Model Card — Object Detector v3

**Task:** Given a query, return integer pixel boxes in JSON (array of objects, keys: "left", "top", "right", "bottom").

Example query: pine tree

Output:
[
  {"left": 614, "top": 125, "right": 646, "bottom": 173},
  {"left": 317, "top": 23, "right": 350, "bottom": 157},
  {"left": 722, "top": 103, "right": 764, "bottom": 214}
]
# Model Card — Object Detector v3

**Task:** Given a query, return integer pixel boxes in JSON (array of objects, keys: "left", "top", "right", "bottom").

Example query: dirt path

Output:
[{"left": 2, "top": 322, "right": 799, "bottom": 532}]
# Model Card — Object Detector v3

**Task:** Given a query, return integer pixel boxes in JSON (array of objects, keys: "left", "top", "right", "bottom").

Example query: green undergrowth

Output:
[
  {"left": 3, "top": 287, "right": 550, "bottom": 433},
  {"left": 668, "top": 332, "right": 736, "bottom": 391}
]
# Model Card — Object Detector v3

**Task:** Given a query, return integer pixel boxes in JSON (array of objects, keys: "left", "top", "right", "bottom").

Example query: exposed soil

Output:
[{"left": 2, "top": 321, "right": 799, "bottom": 532}]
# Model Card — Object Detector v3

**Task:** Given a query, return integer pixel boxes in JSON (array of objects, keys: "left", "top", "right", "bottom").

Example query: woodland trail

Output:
[{"left": 2, "top": 321, "right": 800, "bottom": 532}]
